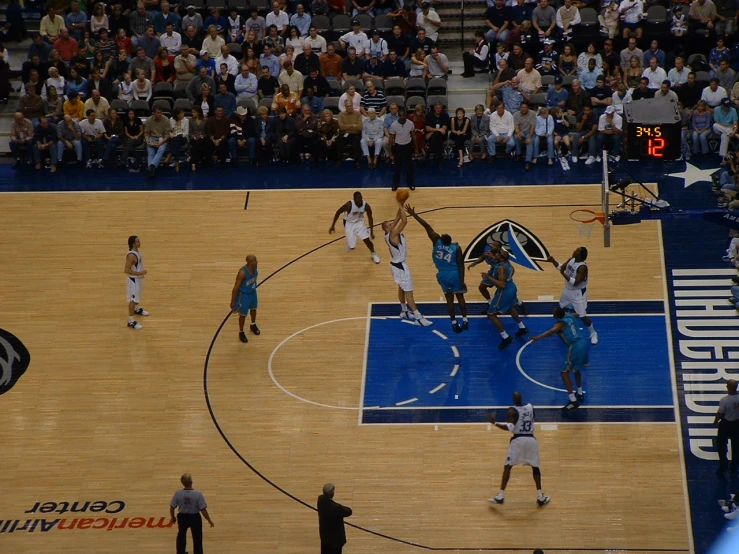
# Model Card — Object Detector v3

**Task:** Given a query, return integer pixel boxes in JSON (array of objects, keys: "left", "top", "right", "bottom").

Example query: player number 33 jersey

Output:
[{"left": 510, "top": 403, "right": 535, "bottom": 436}]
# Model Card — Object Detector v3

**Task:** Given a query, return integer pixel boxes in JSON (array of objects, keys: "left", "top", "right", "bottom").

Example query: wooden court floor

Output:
[{"left": 1, "top": 186, "right": 691, "bottom": 554}]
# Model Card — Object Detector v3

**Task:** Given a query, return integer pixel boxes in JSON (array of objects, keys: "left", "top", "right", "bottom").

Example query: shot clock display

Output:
[{"left": 626, "top": 122, "right": 681, "bottom": 161}]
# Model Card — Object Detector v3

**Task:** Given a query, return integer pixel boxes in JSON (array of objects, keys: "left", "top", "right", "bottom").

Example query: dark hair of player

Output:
[
  {"left": 128, "top": 235, "right": 138, "bottom": 249},
  {"left": 440, "top": 234, "right": 452, "bottom": 246}
]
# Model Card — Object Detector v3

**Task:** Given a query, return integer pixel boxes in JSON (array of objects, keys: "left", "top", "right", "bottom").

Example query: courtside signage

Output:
[
  {"left": 1, "top": 500, "right": 175, "bottom": 534},
  {"left": 663, "top": 237, "right": 738, "bottom": 551},
  {"left": 463, "top": 220, "right": 551, "bottom": 271}
]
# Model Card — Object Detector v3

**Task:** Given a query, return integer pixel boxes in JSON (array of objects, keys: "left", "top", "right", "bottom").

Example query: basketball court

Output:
[{"left": 0, "top": 175, "right": 704, "bottom": 553}]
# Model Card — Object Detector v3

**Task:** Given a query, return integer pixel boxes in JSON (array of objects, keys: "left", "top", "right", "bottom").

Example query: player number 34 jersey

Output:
[{"left": 433, "top": 240, "right": 459, "bottom": 272}]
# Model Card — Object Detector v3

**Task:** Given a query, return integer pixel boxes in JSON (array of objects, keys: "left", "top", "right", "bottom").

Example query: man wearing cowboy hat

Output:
[{"left": 229, "top": 105, "right": 257, "bottom": 165}]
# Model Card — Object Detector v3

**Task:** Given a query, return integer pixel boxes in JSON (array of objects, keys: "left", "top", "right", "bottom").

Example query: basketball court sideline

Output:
[{"left": 1, "top": 183, "right": 693, "bottom": 554}]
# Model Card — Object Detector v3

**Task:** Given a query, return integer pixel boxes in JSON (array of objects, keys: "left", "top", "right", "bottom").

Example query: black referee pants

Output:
[
  {"left": 392, "top": 142, "right": 414, "bottom": 188},
  {"left": 320, "top": 545, "right": 343, "bottom": 554},
  {"left": 177, "top": 512, "right": 203, "bottom": 554},
  {"left": 718, "top": 419, "right": 739, "bottom": 472}
]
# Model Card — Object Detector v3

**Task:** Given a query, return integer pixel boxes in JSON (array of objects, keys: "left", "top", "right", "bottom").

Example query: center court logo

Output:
[
  {"left": 0, "top": 328, "right": 30, "bottom": 396},
  {"left": 463, "top": 220, "right": 551, "bottom": 271}
]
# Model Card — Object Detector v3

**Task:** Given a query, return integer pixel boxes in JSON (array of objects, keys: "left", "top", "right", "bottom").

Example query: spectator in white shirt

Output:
[
  {"left": 160, "top": 24, "right": 182, "bottom": 55},
  {"left": 305, "top": 26, "right": 327, "bottom": 53},
  {"left": 641, "top": 57, "right": 667, "bottom": 89},
  {"left": 265, "top": 2, "right": 289, "bottom": 36},
  {"left": 618, "top": 0, "right": 644, "bottom": 39},
  {"left": 611, "top": 83, "right": 632, "bottom": 114},
  {"left": 215, "top": 44, "right": 240, "bottom": 76},
  {"left": 487, "top": 102, "right": 516, "bottom": 157},
  {"left": 667, "top": 57, "right": 690, "bottom": 89},
  {"left": 417, "top": 3, "right": 441, "bottom": 42},
  {"left": 702, "top": 77, "right": 728, "bottom": 109},
  {"left": 340, "top": 21, "right": 370, "bottom": 57}
]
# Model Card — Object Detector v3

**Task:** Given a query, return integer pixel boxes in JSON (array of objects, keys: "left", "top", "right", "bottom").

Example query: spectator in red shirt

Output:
[{"left": 54, "top": 28, "right": 79, "bottom": 62}]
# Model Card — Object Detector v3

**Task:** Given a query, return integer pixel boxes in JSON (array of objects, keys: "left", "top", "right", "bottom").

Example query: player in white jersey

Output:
[
  {"left": 380, "top": 201, "right": 431, "bottom": 326},
  {"left": 488, "top": 392, "right": 550, "bottom": 507},
  {"left": 124, "top": 235, "right": 149, "bottom": 330},
  {"left": 329, "top": 191, "right": 381, "bottom": 264},
  {"left": 547, "top": 246, "right": 598, "bottom": 344}
]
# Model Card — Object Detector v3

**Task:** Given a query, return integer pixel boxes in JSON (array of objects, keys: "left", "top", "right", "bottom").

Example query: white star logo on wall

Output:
[{"left": 665, "top": 162, "right": 719, "bottom": 188}]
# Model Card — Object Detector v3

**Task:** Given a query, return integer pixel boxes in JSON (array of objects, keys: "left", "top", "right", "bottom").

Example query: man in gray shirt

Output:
[
  {"left": 169, "top": 473, "right": 214, "bottom": 554},
  {"left": 715, "top": 380, "right": 739, "bottom": 475},
  {"left": 513, "top": 101, "right": 536, "bottom": 169},
  {"left": 532, "top": 0, "right": 556, "bottom": 39}
]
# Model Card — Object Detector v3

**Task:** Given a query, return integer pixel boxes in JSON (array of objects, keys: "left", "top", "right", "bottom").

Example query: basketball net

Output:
[{"left": 570, "top": 210, "right": 606, "bottom": 240}]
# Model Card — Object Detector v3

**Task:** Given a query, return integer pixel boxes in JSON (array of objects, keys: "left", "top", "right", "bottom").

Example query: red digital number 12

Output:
[{"left": 648, "top": 138, "right": 665, "bottom": 157}]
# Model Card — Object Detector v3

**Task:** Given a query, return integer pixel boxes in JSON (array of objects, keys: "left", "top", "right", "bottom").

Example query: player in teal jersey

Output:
[
  {"left": 468, "top": 241, "right": 500, "bottom": 313},
  {"left": 530, "top": 306, "right": 589, "bottom": 411},
  {"left": 405, "top": 205, "right": 469, "bottom": 333},
  {"left": 230, "top": 254, "right": 261, "bottom": 343},
  {"left": 485, "top": 249, "right": 529, "bottom": 349}
]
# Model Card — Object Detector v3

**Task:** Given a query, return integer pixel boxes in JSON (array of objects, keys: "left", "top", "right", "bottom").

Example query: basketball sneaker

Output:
[
  {"left": 416, "top": 316, "right": 433, "bottom": 327},
  {"left": 575, "top": 391, "right": 585, "bottom": 402},
  {"left": 590, "top": 331, "right": 599, "bottom": 345},
  {"left": 239, "top": 331, "right": 248, "bottom": 343},
  {"left": 498, "top": 336, "right": 513, "bottom": 349},
  {"left": 488, "top": 494, "right": 504, "bottom": 504},
  {"left": 371, "top": 252, "right": 380, "bottom": 264},
  {"left": 127, "top": 321, "right": 142, "bottom": 330},
  {"left": 452, "top": 321, "right": 463, "bottom": 334},
  {"left": 134, "top": 308, "right": 149, "bottom": 316},
  {"left": 462, "top": 320, "right": 469, "bottom": 331},
  {"left": 515, "top": 327, "right": 529, "bottom": 337},
  {"left": 250, "top": 323, "right": 261, "bottom": 335},
  {"left": 537, "top": 495, "right": 551, "bottom": 507},
  {"left": 399, "top": 310, "right": 412, "bottom": 320},
  {"left": 562, "top": 400, "right": 580, "bottom": 411}
]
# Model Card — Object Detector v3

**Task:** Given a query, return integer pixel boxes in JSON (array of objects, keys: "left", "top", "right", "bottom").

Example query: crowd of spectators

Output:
[
  {"left": 9, "top": 0, "right": 739, "bottom": 176},
  {"left": 460, "top": 0, "right": 739, "bottom": 170},
  {"left": 9, "top": 0, "right": 461, "bottom": 175}
]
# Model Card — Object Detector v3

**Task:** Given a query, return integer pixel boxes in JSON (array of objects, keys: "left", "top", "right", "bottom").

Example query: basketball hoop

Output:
[{"left": 570, "top": 209, "right": 606, "bottom": 240}]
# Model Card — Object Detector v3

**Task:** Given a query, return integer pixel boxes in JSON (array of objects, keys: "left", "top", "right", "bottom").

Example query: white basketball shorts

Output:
[
  {"left": 559, "top": 287, "right": 588, "bottom": 316},
  {"left": 344, "top": 220, "right": 370, "bottom": 250},
  {"left": 390, "top": 262, "right": 414, "bottom": 292},
  {"left": 127, "top": 277, "right": 142, "bottom": 304},
  {"left": 505, "top": 436, "right": 540, "bottom": 467}
]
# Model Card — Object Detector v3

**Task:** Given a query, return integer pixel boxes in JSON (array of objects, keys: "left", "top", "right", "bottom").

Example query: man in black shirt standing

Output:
[{"left": 317, "top": 483, "right": 352, "bottom": 554}]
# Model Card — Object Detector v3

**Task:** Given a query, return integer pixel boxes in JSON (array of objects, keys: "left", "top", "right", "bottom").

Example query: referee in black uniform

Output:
[
  {"left": 389, "top": 107, "right": 417, "bottom": 191},
  {"left": 318, "top": 483, "right": 353, "bottom": 554},
  {"left": 716, "top": 380, "right": 739, "bottom": 475},
  {"left": 169, "top": 473, "right": 215, "bottom": 554}
]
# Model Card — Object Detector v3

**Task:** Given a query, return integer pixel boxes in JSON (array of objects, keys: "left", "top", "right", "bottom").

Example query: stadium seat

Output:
[
  {"left": 386, "top": 95, "right": 405, "bottom": 108},
  {"left": 172, "top": 98, "right": 193, "bottom": 116},
  {"left": 405, "top": 77, "right": 426, "bottom": 98},
  {"left": 427, "top": 77, "right": 447, "bottom": 96},
  {"left": 344, "top": 78, "right": 364, "bottom": 93},
  {"left": 313, "top": 15, "right": 330, "bottom": 34},
  {"left": 426, "top": 95, "right": 448, "bottom": 109},
  {"left": 152, "top": 98, "right": 172, "bottom": 115},
  {"left": 227, "top": 42, "right": 243, "bottom": 58},
  {"left": 153, "top": 81, "right": 173, "bottom": 100},
  {"left": 237, "top": 97, "right": 258, "bottom": 113},
  {"left": 324, "top": 96, "right": 340, "bottom": 114},
  {"left": 355, "top": 14, "right": 373, "bottom": 30},
  {"left": 405, "top": 95, "right": 425, "bottom": 110},
  {"left": 374, "top": 14, "right": 391, "bottom": 33},
  {"left": 385, "top": 77, "right": 405, "bottom": 97},
  {"left": 131, "top": 99, "right": 151, "bottom": 117},
  {"left": 328, "top": 79, "right": 342, "bottom": 97},
  {"left": 111, "top": 99, "right": 128, "bottom": 114}
]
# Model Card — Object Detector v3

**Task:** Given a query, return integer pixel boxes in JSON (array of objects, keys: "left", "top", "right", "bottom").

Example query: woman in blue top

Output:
[{"left": 691, "top": 100, "right": 712, "bottom": 156}]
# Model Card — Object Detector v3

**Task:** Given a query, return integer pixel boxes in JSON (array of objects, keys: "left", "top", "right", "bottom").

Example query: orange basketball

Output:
[{"left": 396, "top": 189, "right": 410, "bottom": 204}]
